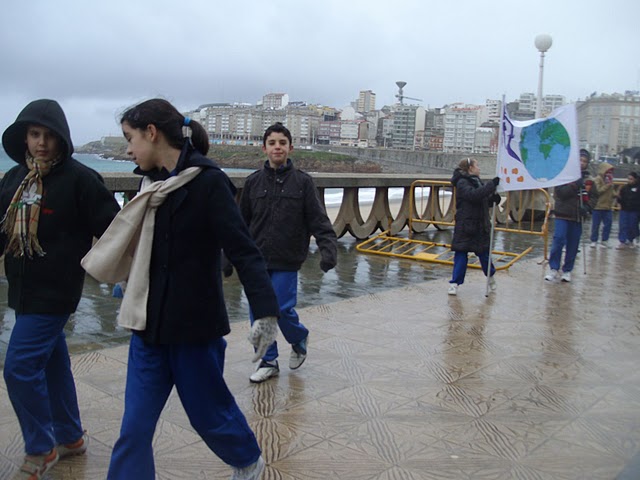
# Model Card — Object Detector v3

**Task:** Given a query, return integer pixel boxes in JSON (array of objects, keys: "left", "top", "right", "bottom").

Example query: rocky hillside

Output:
[{"left": 76, "top": 142, "right": 382, "bottom": 173}]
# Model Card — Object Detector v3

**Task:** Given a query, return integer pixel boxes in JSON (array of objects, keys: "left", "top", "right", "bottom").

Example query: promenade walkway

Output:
[{"left": 1, "top": 247, "right": 639, "bottom": 479}]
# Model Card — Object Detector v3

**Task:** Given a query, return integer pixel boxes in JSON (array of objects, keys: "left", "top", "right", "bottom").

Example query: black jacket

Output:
[
  {"left": 135, "top": 148, "right": 279, "bottom": 345},
  {"left": 0, "top": 99, "right": 121, "bottom": 314},
  {"left": 618, "top": 183, "right": 640, "bottom": 212},
  {"left": 240, "top": 159, "right": 337, "bottom": 271},
  {"left": 450, "top": 168, "right": 497, "bottom": 253},
  {"left": 553, "top": 179, "right": 583, "bottom": 222}
]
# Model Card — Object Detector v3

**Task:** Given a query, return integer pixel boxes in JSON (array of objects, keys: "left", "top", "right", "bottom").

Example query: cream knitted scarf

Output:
[{"left": 81, "top": 166, "right": 202, "bottom": 330}]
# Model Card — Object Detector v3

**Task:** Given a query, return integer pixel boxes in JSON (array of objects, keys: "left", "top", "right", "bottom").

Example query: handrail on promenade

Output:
[{"left": 100, "top": 172, "right": 620, "bottom": 255}]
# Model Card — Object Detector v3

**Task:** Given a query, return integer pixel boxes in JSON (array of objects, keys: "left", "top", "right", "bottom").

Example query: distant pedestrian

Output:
[
  {"left": 545, "top": 149, "right": 592, "bottom": 283},
  {"left": 0, "top": 99, "right": 121, "bottom": 480},
  {"left": 239, "top": 122, "right": 338, "bottom": 383},
  {"left": 448, "top": 157, "right": 500, "bottom": 295},
  {"left": 589, "top": 162, "right": 615, "bottom": 248},
  {"left": 81, "top": 98, "right": 280, "bottom": 480},
  {"left": 615, "top": 171, "right": 640, "bottom": 249}
]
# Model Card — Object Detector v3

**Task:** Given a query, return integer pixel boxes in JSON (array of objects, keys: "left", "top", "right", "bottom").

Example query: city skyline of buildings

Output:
[{"left": 180, "top": 89, "right": 640, "bottom": 160}]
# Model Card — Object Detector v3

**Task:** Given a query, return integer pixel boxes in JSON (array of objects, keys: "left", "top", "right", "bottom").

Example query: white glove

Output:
[{"left": 247, "top": 316, "right": 278, "bottom": 363}]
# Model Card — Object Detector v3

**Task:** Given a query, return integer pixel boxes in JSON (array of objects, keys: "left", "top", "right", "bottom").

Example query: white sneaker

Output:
[
  {"left": 616, "top": 242, "right": 627, "bottom": 250},
  {"left": 589, "top": 242, "right": 597, "bottom": 248},
  {"left": 544, "top": 269, "right": 559, "bottom": 282},
  {"left": 289, "top": 337, "right": 308, "bottom": 370},
  {"left": 599, "top": 241, "right": 609, "bottom": 249},
  {"left": 561, "top": 271, "right": 572, "bottom": 282},
  {"left": 231, "top": 455, "right": 265, "bottom": 480},
  {"left": 447, "top": 283, "right": 458, "bottom": 295},
  {"left": 489, "top": 276, "right": 497, "bottom": 291},
  {"left": 249, "top": 360, "right": 279, "bottom": 384}
]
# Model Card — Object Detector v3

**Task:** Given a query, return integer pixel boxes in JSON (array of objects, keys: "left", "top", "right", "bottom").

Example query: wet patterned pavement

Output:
[{"left": 1, "top": 246, "right": 640, "bottom": 479}]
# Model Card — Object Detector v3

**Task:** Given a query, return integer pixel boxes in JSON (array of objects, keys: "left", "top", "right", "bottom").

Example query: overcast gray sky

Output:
[{"left": 1, "top": 0, "right": 639, "bottom": 146}]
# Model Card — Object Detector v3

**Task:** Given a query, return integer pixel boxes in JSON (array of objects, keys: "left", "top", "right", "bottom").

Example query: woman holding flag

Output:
[{"left": 448, "top": 158, "right": 501, "bottom": 295}]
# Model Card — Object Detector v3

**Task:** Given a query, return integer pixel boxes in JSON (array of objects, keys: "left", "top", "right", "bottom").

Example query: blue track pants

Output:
[
  {"left": 107, "top": 334, "right": 261, "bottom": 480},
  {"left": 3, "top": 313, "right": 83, "bottom": 455}
]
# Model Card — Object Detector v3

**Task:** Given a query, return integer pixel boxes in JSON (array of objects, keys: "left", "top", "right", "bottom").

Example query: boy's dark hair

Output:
[
  {"left": 263, "top": 122, "right": 292, "bottom": 146},
  {"left": 121, "top": 98, "right": 209, "bottom": 155},
  {"left": 630, "top": 171, "right": 639, "bottom": 180}
]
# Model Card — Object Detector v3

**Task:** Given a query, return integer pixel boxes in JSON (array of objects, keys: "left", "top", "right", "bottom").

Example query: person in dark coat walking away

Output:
[
  {"left": 0, "top": 99, "right": 121, "bottom": 479},
  {"left": 240, "top": 123, "right": 338, "bottom": 383},
  {"left": 80, "top": 99, "right": 280, "bottom": 480},
  {"left": 448, "top": 158, "right": 500, "bottom": 296}
]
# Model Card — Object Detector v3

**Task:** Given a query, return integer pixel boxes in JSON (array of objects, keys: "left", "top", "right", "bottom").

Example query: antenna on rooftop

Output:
[{"left": 395, "top": 81, "right": 422, "bottom": 105}]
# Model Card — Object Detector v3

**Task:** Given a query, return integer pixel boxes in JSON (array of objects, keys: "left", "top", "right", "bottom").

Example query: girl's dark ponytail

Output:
[{"left": 121, "top": 99, "right": 209, "bottom": 155}]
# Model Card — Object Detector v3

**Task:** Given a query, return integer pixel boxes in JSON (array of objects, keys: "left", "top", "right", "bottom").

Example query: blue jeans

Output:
[
  {"left": 549, "top": 218, "right": 582, "bottom": 272},
  {"left": 619, "top": 210, "right": 640, "bottom": 243},
  {"left": 590, "top": 209, "right": 612, "bottom": 242},
  {"left": 3, "top": 313, "right": 83, "bottom": 455},
  {"left": 107, "top": 335, "right": 260, "bottom": 480},
  {"left": 449, "top": 251, "right": 495, "bottom": 285},
  {"left": 250, "top": 270, "right": 308, "bottom": 362}
]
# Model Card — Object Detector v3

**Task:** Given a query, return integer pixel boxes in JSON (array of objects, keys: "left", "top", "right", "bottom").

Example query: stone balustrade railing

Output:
[{"left": 101, "top": 172, "right": 554, "bottom": 240}]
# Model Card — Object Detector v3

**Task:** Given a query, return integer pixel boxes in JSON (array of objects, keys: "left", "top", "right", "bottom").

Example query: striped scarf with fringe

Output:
[{"left": 1, "top": 152, "right": 60, "bottom": 258}]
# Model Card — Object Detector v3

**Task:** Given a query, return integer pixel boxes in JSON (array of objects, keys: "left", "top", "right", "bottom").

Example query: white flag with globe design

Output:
[{"left": 497, "top": 104, "right": 580, "bottom": 191}]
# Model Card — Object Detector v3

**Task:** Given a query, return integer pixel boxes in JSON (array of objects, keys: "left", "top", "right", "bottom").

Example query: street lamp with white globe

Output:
[{"left": 534, "top": 33, "right": 553, "bottom": 118}]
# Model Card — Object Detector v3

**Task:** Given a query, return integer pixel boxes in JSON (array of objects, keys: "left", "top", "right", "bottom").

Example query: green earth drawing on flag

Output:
[{"left": 520, "top": 118, "right": 571, "bottom": 180}]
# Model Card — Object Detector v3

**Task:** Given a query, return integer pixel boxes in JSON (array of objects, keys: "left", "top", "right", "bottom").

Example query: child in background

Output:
[
  {"left": 589, "top": 162, "right": 615, "bottom": 248},
  {"left": 615, "top": 172, "right": 640, "bottom": 249},
  {"left": 239, "top": 123, "right": 337, "bottom": 383}
]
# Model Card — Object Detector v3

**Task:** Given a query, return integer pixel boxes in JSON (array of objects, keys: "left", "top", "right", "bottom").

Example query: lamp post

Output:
[{"left": 534, "top": 33, "right": 553, "bottom": 118}]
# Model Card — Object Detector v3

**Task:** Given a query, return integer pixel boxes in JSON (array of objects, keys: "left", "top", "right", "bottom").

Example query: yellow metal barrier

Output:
[
  {"left": 356, "top": 230, "right": 533, "bottom": 271},
  {"left": 357, "top": 180, "right": 549, "bottom": 269}
]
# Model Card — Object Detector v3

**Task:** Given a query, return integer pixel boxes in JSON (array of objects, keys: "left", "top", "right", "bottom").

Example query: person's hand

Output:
[
  {"left": 320, "top": 259, "right": 336, "bottom": 272},
  {"left": 492, "top": 176, "right": 500, "bottom": 187},
  {"left": 247, "top": 316, "right": 278, "bottom": 362},
  {"left": 222, "top": 262, "right": 234, "bottom": 278},
  {"left": 579, "top": 205, "right": 590, "bottom": 218},
  {"left": 221, "top": 253, "right": 233, "bottom": 278},
  {"left": 490, "top": 193, "right": 501, "bottom": 206}
]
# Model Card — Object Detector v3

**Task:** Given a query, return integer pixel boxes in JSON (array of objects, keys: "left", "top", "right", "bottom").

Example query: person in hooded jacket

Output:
[
  {"left": 448, "top": 158, "right": 500, "bottom": 296},
  {"left": 589, "top": 162, "right": 616, "bottom": 248},
  {"left": 80, "top": 98, "right": 280, "bottom": 480},
  {"left": 0, "top": 99, "right": 121, "bottom": 479}
]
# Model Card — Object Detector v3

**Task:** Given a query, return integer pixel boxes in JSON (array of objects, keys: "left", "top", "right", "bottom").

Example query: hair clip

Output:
[{"left": 182, "top": 117, "right": 192, "bottom": 139}]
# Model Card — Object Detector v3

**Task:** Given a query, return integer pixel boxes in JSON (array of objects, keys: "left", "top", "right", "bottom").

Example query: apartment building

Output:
[
  {"left": 261, "top": 93, "right": 289, "bottom": 110},
  {"left": 391, "top": 105, "right": 426, "bottom": 150},
  {"left": 357, "top": 90, "right": 376, "bottom": 113},
  {"left": 442, "top": 104, "right": 484, "bottom": 153},
  {"left": 485, "top": 99, "right": 502, "bottom": 122},
  {"left": 577, "top": 92, "right": 640, "bottom": 159},
  {"left": 187, "top": 99, "right": 321, "bottom": 146}
]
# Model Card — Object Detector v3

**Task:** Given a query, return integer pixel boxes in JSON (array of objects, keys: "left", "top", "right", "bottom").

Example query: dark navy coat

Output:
[
  {"left": 134, "top": 147, "right": 279, "bottom": 345},
  {"left": 450, "top": 168, "right": 497, "bottom": 254}
]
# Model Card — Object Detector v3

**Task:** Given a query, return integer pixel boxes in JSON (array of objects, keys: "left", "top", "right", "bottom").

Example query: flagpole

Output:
[{"left": 486, "top": 95, "right": 506, "bottom": 297}]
